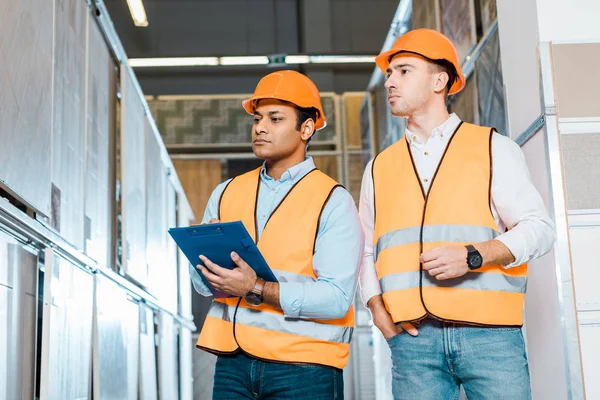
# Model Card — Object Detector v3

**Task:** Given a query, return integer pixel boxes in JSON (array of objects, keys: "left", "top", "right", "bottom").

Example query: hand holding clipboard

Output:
[{"left": 169, "top": 221, "right": 278, "bottom": 298}]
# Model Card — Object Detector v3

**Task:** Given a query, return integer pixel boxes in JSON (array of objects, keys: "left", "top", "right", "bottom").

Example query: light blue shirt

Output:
[{"left": 189, "top": 157, "right": 364, "bottom": 320}]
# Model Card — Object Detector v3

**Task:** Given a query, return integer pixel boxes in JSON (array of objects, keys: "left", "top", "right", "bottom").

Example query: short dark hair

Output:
[
  {"left": 295, "top": 106, "right": 319, "bottom": 131},
  {"left": 293, "top": 105, "right": 319, "bottom": 145},
  {"left": 429, "top": 59, "right": 458, "bottom": 96}
]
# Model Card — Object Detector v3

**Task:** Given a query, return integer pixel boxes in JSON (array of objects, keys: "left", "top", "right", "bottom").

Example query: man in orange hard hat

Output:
[
  {"left": 359, "top": 29, "right": 555, "bottom": 398},
  {"left": 189, "top": 70, "right": 363, "bottom": 399}
]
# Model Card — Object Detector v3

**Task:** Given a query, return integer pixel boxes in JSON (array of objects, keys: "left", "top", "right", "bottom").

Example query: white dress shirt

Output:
[{"left": 358, "top": 113, "right": 556, "bottom": 305}]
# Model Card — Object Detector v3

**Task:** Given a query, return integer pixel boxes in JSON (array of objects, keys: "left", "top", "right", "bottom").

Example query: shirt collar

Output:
[
  {"left": 405, "top": 113, "right": 462, "bottom": 145},
  {"left": 260, "top": 156, "right": 316, "bottom": 185}
]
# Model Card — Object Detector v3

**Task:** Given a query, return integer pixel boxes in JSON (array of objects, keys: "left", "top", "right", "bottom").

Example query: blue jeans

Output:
[
  {"left": 388, "top": 319, "right": 531, "bottom": 400},
  {"left": 213, "top": 352, "right": 344, "bottom": 399}
]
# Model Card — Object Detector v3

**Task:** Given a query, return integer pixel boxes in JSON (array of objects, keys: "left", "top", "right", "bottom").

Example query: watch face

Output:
[
  {"left": 469, "top": 254, "right": 483, "bottom": 268},
  {"left": 245, "top": 294, "right": 262, "bottom": 306}
]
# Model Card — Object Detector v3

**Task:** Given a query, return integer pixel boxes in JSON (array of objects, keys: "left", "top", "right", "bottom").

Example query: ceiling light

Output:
[
  {"left": 127, "top": 55, "right": 376, "bottom": 68},
  {"left": 128, "top": 57, "right": 219, "bottom": 67},
  {"left": 285, "top": 55, "right": 310, "bottom": 64},
  {"left": 126, "top": 0, "right": 149, "bottom": 27},
  {"left": 309, "top": 55, "right": 376, "bottom": 64},
  {"left": 219, "top": 56, "right": 269, "bottom": 66}
]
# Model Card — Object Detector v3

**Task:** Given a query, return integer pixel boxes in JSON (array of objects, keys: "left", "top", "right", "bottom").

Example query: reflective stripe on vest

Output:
[
  {"left": 374, "top": 224, "right": 500, "bottom": 262},
  {"left": 380, "top": 270, "right": 527, "bottom": 293},
  {"left": 372, "top": 122, "right": 528, "bottom": 326},
  {"left": 207, "top": 301, "right": 354, "bottom": 344}
]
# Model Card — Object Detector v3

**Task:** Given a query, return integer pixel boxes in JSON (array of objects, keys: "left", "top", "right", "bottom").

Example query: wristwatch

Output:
[
  {"left": 465, "top": 245, "right": 483, "bottom": 270},
  {"left": 245, "top": 277, "right": 266, "bottom": 306}
]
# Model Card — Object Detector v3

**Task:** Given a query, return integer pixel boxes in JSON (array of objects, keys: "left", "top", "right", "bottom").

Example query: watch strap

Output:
[{"left": 250, "top": 277, "right": 266, "bottom": 296}]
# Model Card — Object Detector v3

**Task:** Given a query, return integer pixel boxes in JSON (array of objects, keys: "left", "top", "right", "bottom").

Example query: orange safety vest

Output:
[
  {"left": 372, "top": 122, "right": 528, "bottom": 326},
  {"left": 196, "top": 167, "right": 355, "bottom": 369}
]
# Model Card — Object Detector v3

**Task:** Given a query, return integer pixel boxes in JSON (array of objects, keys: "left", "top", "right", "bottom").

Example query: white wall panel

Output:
[
  {"left": 346, "top": 328, "right": 376, "bottom": 400},
  {"left": 569, "top": 214, "right": 600, "bottom": 399},
  {"left": 146, "top": 120, "right": 177, "bottom": 311},
  {"left": 125, "top": 299, "right": 140, "bottom": 400},
  {"left": 180, "top": 328, "right": 194, "bottom": 400},
  {"left": 40, "top": 250, "right": 94, "bottom": 400},
  {"left": 579, "top": 322, "right": 600, "bottom": 399},
  {"left": 569, "top": 223, "right": 600, "bottom": 308},
  {"left": 93, "top": 274, "right": 140, "bottom": 400},
  {"left": 178, "top": 199, "right": 194, "bottom": 320},
  {"left": 121, "top": 67, "right": 148, "bottom": 284},
  {"left": 520, "top": 132, "right": 571, "bottom": 400},
  {"left": 85, "top": 13, "right": 113, "bottom": 268},
  {"left": 372, "top": 327, "right": 393, "bottom": 400},
  {"left": 496, "top": 0, "right": 543, "bottom": 138},
  {"left": 192, "top": 333, "right": 217, "bottom": 400},
  {"left": 0, "top": 232, "right": 38, "bottom": 400},
  {"left": 158, "top": 312, "right": 179, "bottom": 400},
  {"left": 51, "top": 0, "right": 87, "bottom": 249},
  {"left": 536, "top": 0, "right": 600, "bottom": 42},
  {"left": 166, "top": 182, "right": 179, "bottom": 314},
  {"left": 520, "top": 132, "right": 552, "bottom": 210},
  {"left": 0, "top": 285, "right": 9, "bottom": 398},
  {"left": 139, "top": 304, "right": 158, "bottom": 400},
  {"left": 0, "top": 0, "right": 53, "bottom": 214}
]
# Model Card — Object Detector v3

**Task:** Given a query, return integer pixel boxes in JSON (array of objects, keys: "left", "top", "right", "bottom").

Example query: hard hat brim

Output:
[
  {"left": 242, "top": 96, "right": 327, "bottom": 130},
  {"left": 375, "top": 49, "right": 466, "bottom": 95}
]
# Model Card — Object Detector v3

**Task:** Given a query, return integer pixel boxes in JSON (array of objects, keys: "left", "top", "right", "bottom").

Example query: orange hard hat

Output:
[
  {"left": 243, "top": 70, "right": 327, "bottom": 130},
  {"left": 375, "top": 28, "right": 466, "bottom": 95}
]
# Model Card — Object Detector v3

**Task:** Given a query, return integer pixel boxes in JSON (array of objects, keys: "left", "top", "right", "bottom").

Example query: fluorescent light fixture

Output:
[
  {"left": 285, "top": 55, "right": 310, "bottom": 64},
  {"left": 286, "top": 55, "right": 374, "bottom": 64},
  {"left": 129, "top": 57, "right": 219, "bottom": 67},
  {"left": 309, "top": 55, "right": 376, "bottom": 64},
  {"left": 126, "top": 0, "right": 149, "bottom": 27},
  {"left": 219, "top": 56, "right": 269, "bottom": 66},
  {"left": 128, "top": 55, "right": 375, "bottom": 68}
]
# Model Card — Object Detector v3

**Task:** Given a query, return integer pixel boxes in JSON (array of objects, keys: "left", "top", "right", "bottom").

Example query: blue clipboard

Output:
[{"left": 168, "top": 221, "right": 278, "bottom": 298}]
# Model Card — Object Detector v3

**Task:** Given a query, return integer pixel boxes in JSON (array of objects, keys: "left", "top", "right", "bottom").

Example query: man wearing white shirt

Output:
[{"left": 359, "top": 29, "right": 555, "bottom": 399}]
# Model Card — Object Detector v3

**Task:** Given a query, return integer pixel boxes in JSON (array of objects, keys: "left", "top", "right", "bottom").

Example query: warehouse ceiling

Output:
[{"left": 103, "top": 0, "right": 399, "bottom": 94}]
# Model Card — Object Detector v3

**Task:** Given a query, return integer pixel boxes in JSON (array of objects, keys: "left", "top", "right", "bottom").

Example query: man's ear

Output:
[
  {"left": 301, "top": 119, "right": 315, "bottom": 141},
  {"left": 434, "top": 71, "right": 450, "bottom": 94}
]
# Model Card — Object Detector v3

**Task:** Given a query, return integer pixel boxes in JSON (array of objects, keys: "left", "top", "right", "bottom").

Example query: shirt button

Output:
[
  {"left": 412, "top": 135, "right": 417, "bottom": 141},
  {"left": 424, "top": 152, "right": 429, "bottom": 156},
  {"left": 424, "top": 178, "right": 429, "bottom": 183},
  {"left": 440, "top": 134, "right": 444, "bottom": 138}
]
